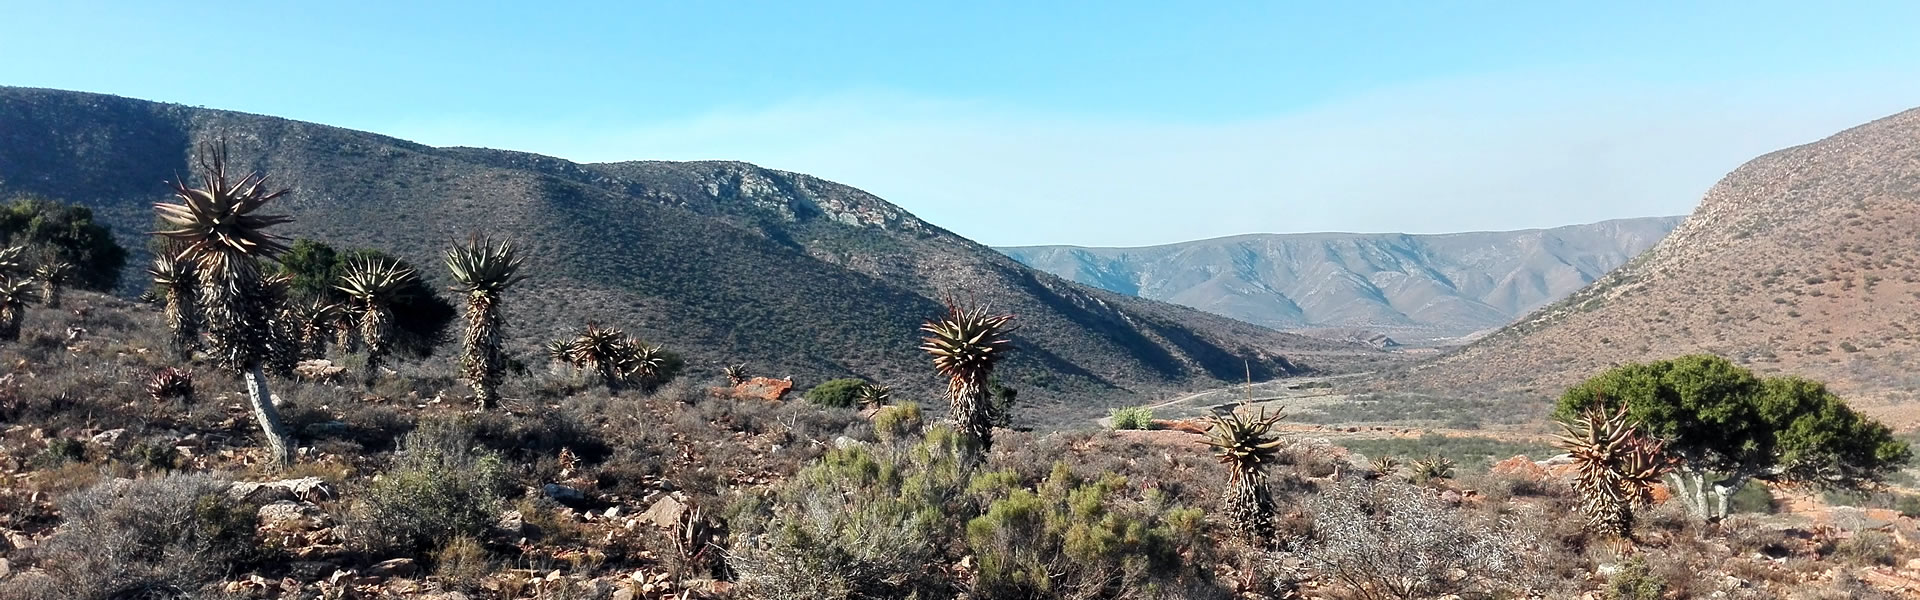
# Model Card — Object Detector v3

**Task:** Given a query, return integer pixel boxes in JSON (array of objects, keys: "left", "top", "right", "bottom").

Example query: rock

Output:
[
  {"left": 1489, "top": 455, "right": 1549, "bottom": 480},
  {"left": 229, "top": 477, "right": 337, "bottom": 503},
  {"left": 5, "top": 532, "right": 34, "bottom": 551},
  {"left": 0, "top": 558, "right": 10, "bottom": 579},
  {"left": 833, "top": 436, "right": 868, "bottom": 450},
  {"left": 543, "top": 483, "right": 586, "bottom": 504},
  {"left": 1440, "top": 490, "right": 1463, "bottom": 506},
  {"left": 257, "top": 500, "right": 329, "bottom": 530},
  {"left": 496, "top": 510, "right": 525, "bottom": 535},
  {"left": 611, "top": 587, "right": 636, "bottom": 600},
  {"left": 294, "top": 359, "right": 346, "bottom": 382},
  {"left": 639, "top": 495, "right": 689, "bottom": 530},
  {"left": 727, "top": 377, "right": 794, "bottom": 401},
  {"left": 88, "top": 428, "right": 127, "bottom": 449},
  {"left": 368, "top": 558, "right": 417, "bottom": 577}
]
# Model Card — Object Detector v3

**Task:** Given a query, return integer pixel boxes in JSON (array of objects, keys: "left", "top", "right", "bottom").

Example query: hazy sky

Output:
[{"left": 5, "top": 2, "right": 1920, "bottom": 246}]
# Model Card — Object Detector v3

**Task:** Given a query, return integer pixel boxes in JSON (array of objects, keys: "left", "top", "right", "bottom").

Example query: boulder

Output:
[
  {"left": 294, "top": 359, "right": 347, "bottom": 382},
  {"left": 543, "top": 483, "right": 587, "bottom": 504},
  {"left": 728, "top": 377, "right": 794, "bottom": 401},
  {"left": 229, "top": 477, "right": 337, "bottom": 503},
  {"left": 368, "top": 558, "right": 417, "bottom": 577},
  {"left": 639, "top": 495, "right": 690, "bottom": 530},
  {"left": 257, "top": 500, "right": 329, "bottom": 530}
]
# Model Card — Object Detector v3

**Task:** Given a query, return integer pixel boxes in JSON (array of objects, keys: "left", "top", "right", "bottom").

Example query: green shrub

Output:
[
  {"left": 1, "top": 473, "right": 256, "bottom": 600},
  {"left": 1605, "top": 556, "right": 1666, "bottom": 600},
  {"left": 965, "top": 463, "right": 1205, "bottom": 598},
  {"left": 347, "top": 418, "right": 514, "bottom": 552},
  {"left": 1108, "top": 406, "right": 1154, "bottom": 430},
  {"left": 873, "top": 402, "right": 924, "bottom": 443},
  {"left": 805, "top": 378, "right": 868, "bottom": 409},
  {"left": 1834, "top": 530, "right": 1898, "bottom": 566}
]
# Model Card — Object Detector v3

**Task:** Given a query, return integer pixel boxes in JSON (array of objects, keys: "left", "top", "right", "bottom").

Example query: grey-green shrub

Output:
[
  {"left": 0, "top": 472, "right": 255, "bottom": 600},
  {"left": 347, "top": 418, "right": 513, "bottom": 552}
]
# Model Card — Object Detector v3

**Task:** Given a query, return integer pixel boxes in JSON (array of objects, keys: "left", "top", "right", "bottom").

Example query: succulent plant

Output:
[
  {"left": 446, "top": 237, "right": 528, "bottom": 409},
  {"left": 146, "top": 367, "right": 195, "bottom": 406},
  {"left": 855, "top": 382, "right": 893, "bottom": 409},
  {"left": 920, "top": 300, "right": 1015, "bottom": 451},
  {"left": 31, "top": 257, "right": 72, "bottom": 309},
  {"left": 1411, "top": 455, "right": 1457, "bottom": 483},
  {"left": 1555, "top": 403, "right": 1672, "bottom": 538},
  {"left": 1369, "top": 455, "right": 1402, "bottom": 479},
  {"left": 723, "top": 363, "right": 750, "bottom": 386},
  {"left": 1203, "top": 408, "right": 1286, "bottom": 544},
  {"left": 337, "top": 257, "right": 416, "bottom": 381},
  {"left": 0, "top": 276, "right": 38, "bottom": 341},
  {"left": 152, "top": 142, "right": 297, "bottom": 464},
  {"left": 149, "top": 252, "right": 201, "bottom": 359}
]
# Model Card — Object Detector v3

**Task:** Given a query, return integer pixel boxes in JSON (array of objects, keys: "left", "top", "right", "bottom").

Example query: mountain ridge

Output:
[
  {"left": 0, "top": 86, "right": 1386, "bottom": 424},
  {"left": 1000, "top": 216, "right": 1682, "bottom": 342}
]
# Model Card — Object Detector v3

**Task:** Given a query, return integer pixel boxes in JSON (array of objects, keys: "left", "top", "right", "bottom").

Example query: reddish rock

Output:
[
  {"left": 717, "top": 377, "right": 794, "bottom": 401},
  {"left": 1489, "top": 455, "right": 1549, "bottom": 480},
  {"left": 1158, "top": 419, "right": 1211, "bottom": 435}
]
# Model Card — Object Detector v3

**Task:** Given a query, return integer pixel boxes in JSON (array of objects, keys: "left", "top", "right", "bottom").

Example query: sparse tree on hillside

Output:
[
  {"left": 1557, "top": 354, "right": 1912, "bottom": 521},
  {"left": 337, "top": 257, "right": 416, "bottom": 382},
  {"left": 1554, "top": 403, "right": 1670, "bottom": 539},
  {"left": 149, "top": 252, "right": 200, "bottom": 360},
  {"left": 30, "top": 254, "right": 71, "bottom": 309},
  {"left": 920, "top": 301, "right": 1015, "bottom": 452},
  {"left": 445, "top": 236, "right": 528, "bottom": 409},
  {"left": 0, "top": 276, "right": 38, "bottom": 341},
  {"left": 1203, "top": 408, "right": 1285, "bottom": 545},
  {"left": 152, "top": 143, "right": 299, "bottom": 465}
]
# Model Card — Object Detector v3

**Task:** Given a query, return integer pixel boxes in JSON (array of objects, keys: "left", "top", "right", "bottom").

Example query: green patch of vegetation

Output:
[
  {"left": 804, "top": 378, "right": 869, "bottom": 409},
  {"left": 1107, "top": 405, "right": 1154, "bottom": 430},
  {"left": 1335, "top": 433, "right": 1558, "bottom": 473}
]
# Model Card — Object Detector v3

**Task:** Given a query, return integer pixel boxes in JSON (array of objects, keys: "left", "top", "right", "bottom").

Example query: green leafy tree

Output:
[
  {"left": 805, "top": 378, "right": 869, "bottom": 409},
  {"left": 1556, "top": 355, "right": 1912, "bottom": 520},
  {"left": 0, "top": 195, "right": 128, "bottom": 291},
  {"left": 152, "top": 144, "right": 298, "bottom": 465}
]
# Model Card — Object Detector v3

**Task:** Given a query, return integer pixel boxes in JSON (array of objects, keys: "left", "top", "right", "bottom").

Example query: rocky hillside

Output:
[
  {"left": 1392, "top": 106, "right": 1920, "bottom": 414},
  {"left": 0, "top": 87, "right": 1385, "bottom": 422},
  {"left": 1001, "top": 217, "right": 1680, "bottom": 343}
]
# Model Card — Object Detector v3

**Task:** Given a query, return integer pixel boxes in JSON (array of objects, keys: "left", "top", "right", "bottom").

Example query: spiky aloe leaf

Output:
[
  {"left": 153, "top": 145, "right": 293, "bottom": 265},
  {"left": 146, "top": 367, "right": 195, "bottom": 403},
  {"left": 1554, "top": 403, "right": 1673, "bottom": 538},
  {"left": 0, "top": 246, "right": 27, "bottom": 276},
  {"left": 856, "top": 383, "right": 893, "bottom": 408},
  {"left": 445, "top": 236, "right": 528, "bottom": 296},
  {"left": 723, "top": 363, "right": 750, "bottom": 385}
]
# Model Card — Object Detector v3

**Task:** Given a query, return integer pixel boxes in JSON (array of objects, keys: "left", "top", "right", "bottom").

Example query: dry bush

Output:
[
  {"left": 0, "top": 472, "right": 256, "bottom": 600},
  {"left": 1291, "top": 479, "right": 1548, "bottom": 600}
]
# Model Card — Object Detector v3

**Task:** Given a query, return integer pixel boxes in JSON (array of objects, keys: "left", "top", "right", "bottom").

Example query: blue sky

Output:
[{"left": 5, "top": 2, "right": 1920, "bottom": 246}]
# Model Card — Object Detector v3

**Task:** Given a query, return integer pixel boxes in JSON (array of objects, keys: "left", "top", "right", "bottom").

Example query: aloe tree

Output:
[
  {"left": 1555, "top": 403, "right": 1671, "bottom": 538},
  {"left": 1203, "top": 409, "right": 1286, "bottom": 545},
  {"left": 0, "top": 276, "right": 37, "bottom": 341},
  {"left": 31, "top": 256, "right": 71, "bottom": 309},
  {"left": 0, "top": 246, "right": 25, "bottom": 276},
  {"left": 153, "top": 144, "right": 298, "bottom": 465},
  {"left": 285, "top": 297, "right": 341, "bottom": 360},
  {"left": 920, "top": 301, "right": 1015, "bottom": 452},
  {"left": 445, "top": 237, "right": 528, "bottom": 409},
  {"left": 856, "top": 382, "right": 893, "bottom": 409},
  {"left": 723, "top": 363, "right": 750, "bottom": 386},
  {"left": 337, "top": 257, "right": 415, "bottom": 381},
  {"left": 149, "top": 252, "right": 201, "bottom": 359}
]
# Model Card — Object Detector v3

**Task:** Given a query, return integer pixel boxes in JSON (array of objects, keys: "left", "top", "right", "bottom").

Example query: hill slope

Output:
[
  {"left": 0, "top": 87, "right": 1382, "bottom": 423},
  {"left": 1392, "top": 106, "right": 1920, "bottom": 411},
  {"left": 1001, "top": 217, "right": 1681, "bottom": 342}
]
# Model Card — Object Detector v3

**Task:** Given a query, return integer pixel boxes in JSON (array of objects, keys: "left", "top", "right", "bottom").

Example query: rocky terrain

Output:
[
  {"left": 1002, "top": 217, "right": 1680, "bottom": 344},
  {"left": 1391, "top": 105, "right": 1920, "bottom": 421}
]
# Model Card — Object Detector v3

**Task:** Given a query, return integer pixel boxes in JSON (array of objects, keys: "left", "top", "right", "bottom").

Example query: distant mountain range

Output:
[
  {"left": 1392, "top": 104, "right": 1920, "bottom": 411},
  {"left": 1000, "top": 217, "right": 1682, "bottom": 343},
  {"left": 0, "top": 86, "right": 1388, "bottom": 424}
]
